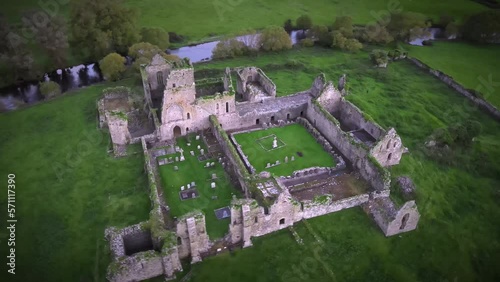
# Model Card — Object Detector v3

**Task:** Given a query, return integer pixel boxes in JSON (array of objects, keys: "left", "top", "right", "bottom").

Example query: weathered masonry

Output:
[{"left": 100, "top": 55, "right": 420, "bottom": 281}]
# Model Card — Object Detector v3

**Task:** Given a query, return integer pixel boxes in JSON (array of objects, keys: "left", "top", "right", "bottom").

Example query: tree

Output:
[
  {"left": 462, "top": 10, "right": 500, "bottom": 43},
  {"left": 299, "top": 38, "right": 314, "bottom": 47},
  {"left": 332, "top": 31, "right": 362, "bottom": 52},
  {"left": 22, "top": 12, "right": 69, "bottom": 68},
  {"left": 361, "top": 23, "right": 394, "bottom": 44},
  {"left": 0, "top": 14, "right": 10, "bottom": 53},
  {"left": 283, "top": 19, "right": 293, "bottom": 34},
  {"left": 387, "top": 12, "right": 430, "bottom": 42},
  {"left": 309, "top": 25, "right": 331, "bottom": 47},
  {"left": 212, "top": 38, "right": 246, "bottom": 59},
  {"left": 259, "top": 26, "right": 292, "bottom": 52},
  {"left": 128, "top": 42, "right": 180, "bottom": 71},
  {"left": 370, "top": 50, "right": 389, "bottom": 67},
  {"left": 296, "top": 15, "right": 312, "bottom": 30},
  {"left": 70, "top": 0, "right": 140, "bottom": 61},
  {"left": 140, "top": 27, "right": 170, "bottom": 50},
  {"left": 99, "top": 53, "right": 126, "bottom": 81},
  {"left": 39, "top": 81, "right": 61, "bottom": 98},
  {"left": 333, "top": 16, "right": 354, "bottom": 38}
]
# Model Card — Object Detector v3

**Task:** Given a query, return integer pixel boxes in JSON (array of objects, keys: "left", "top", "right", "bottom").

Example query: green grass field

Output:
[
  {"left": 404, "top": 41, "right": 500, "bottom": 108},
  {"left": 157, "top": 135, "right": 242, "bottom": 239},
  {"left": 233, "top": 124, "right": 335, "bottom": 176},
  {"left": 0, "top": 79, "right": 150, "bottom": 281}
]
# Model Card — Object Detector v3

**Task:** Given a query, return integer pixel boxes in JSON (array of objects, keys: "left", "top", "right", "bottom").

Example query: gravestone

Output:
[
  {"left": 196, "top": 135, "right": 200, "bottom": 140},
  {"left": 187, "top": 143, "right": 191, "bottom": 146},
  {"left": 181, "top": 186, "right": 185, "bottom": 190},
  {"left": 190, "top": 151, "right": 195, "bottom": 156},
  {"left": 266, "top": 163, "right": 270, "bottom": 168},
  {"left": 276, "top": 160, "right": 280, "bottom": 165},
  {"left": 211, "top": 162, "right": 215, "bottom": 167},
  {"left": 212, "top": 173, "right": 217, "bottom": 179},
  {"left": 211, "top": 182, "right": 216, "bottom": 189},
  {"left": 200, "top": 149, "right": 204, "bottom": 155},
  {"left": 272, "top": 137, "right": 278, "bottom": 149},
  {"left": 175, "top": 156, "right": 179, "bottom": 162},
  {"left": 187, "top": 184, "right": 191, "bottom": 189},
  {"left": 291, "top": 156, "right": 295, "bottom": 161},
  {"left": 197, "top": 145, "right": 201, "bottom": 149},
  {"left": 180, "top": 155, "right": 185, "bottom": 161},
  {"left": 285, "top": 156, "right": 288, "bottom": 163},
  {"left": 174, "top": 166, "right": 179, "bottom": 171},
  {"left": 191, "top": 181, "right": 195, "bottom": 187}
]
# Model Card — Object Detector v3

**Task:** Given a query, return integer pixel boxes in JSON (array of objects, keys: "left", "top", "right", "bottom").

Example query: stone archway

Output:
[{"left": 173, "top": 126, "right": 181, "bottom": 137}]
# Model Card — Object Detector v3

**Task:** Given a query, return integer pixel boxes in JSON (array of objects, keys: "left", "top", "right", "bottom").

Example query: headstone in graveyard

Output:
[
  {"left": 211, "top": 182, "right": 216, "bottom": 189},
  {"left": 174, "top": 166, "right": 179, "bottom": 171}
]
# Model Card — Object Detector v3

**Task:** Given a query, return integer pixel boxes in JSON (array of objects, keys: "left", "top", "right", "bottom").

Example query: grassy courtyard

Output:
[
  {"left": 233, "top": 124, "right": 335, "bottom": 176},
  {"left": 0, "top": 79, "right": 150, "bottom": 281},
  {"left": 157, "top": 135, "right": 242, "bottom": 239},
  {"left": 405, "top": 41, "right": 500, "bottom": 108}
]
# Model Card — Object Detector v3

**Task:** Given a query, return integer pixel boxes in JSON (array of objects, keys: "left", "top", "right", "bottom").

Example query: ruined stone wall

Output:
[
  {"left": 145, "top": 62, "right": 171, "bottom": 92},
  {"left": 175, "top": 212, "right": 210, "bottom": 263},
  {"left": 230, "top": 189, "right": 302, "bottom": 247},
  {"left": 106, "top": 114, "right": 131, "bottom": 145},
  {"left": 364, "top": 198, "right": 420, "bottom": 236},
  {"left": 306, "top": 101, "right": 390, "bottom": 192},
  {"left": 408, "top": 57, "right": 500, "bottom": 121},
  {"left": 302, "top": 194, "right": 370, "bottom": 219},
  {"left": 317, "top": 81, "right": 342, "bottom": 113},
  {"left": 370, "top": 128, "right": 406, "bottom": 167},
  {"left": 338, "top": 99, "right": 386, "bottom": 140},
  {"left": 235, "top": 67, "right": 276, "bottom": 100}
]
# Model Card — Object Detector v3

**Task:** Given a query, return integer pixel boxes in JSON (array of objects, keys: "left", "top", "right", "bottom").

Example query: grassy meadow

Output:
[
  {"left": 405, "top": 41, "right": 500, "bottom": 108},
  {"left": 0, "top": 79, "right": 151, "bottom": 281},
  {"left": 157, "top": 135, "right": 242, "bottom": 239},
  {"left": 233, "top": 124, "right": 335, "bottom": 176}
]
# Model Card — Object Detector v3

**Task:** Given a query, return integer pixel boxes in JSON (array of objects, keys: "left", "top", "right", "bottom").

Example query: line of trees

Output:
[{"left": 0, "top": 0, "right": 172, "bottom": 86}]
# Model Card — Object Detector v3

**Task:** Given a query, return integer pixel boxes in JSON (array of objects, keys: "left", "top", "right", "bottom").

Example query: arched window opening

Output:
[
  {"left": 279, "top": 218, "right": 285, "bottom": 225},
  {"left": 226, "top": 102, "right": 229, "bottom": 113},
  {"left": 156, "top": 71, "right": 164, "bottom": 87},
  {"left": 187, "top": 112, "right": 190, "bottom": 120},
  {"left": 400, "top": 213, "right": 410, "bottom": 230}
]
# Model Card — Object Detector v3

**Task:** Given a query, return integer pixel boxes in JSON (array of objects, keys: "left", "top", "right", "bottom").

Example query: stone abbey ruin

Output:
[{"left": 98, "top": 54, "right": 420, "bottom": 281}]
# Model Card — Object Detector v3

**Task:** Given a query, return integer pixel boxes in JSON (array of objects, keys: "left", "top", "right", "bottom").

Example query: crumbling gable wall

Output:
[
  {"left": 364, "top": 198, "right": 420, "bottom": 236},
  {"left": 145, "top": 55, "right": 172, "bottom": 92},
  {"left": 370, "top": 128, "right": 407, "bottom": 167},
  {"left": 175, "top": 212, "right": 210, "bottom": 263},
  {"left": 337, "top": 99, "right": 386, "bottom": 140},
  {"left": 229, "top": 189, "right": 302, "bottom": 248}
]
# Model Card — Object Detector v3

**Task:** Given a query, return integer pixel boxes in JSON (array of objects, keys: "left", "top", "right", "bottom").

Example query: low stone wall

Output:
[
  {"left": 408, "top": 57, "right": 500, "bottom": 121},
  {"left": 229, "top": 134, "right": 256, "bottom": 174},
  {"left": 338, "top": 99, "right": 385, "bottom": 140},
  {"left": 209, "top": 115, "right": 251, "bottom": 196},
  {"left": 302, "top": 193, "right": 370, "bottom": 219}
]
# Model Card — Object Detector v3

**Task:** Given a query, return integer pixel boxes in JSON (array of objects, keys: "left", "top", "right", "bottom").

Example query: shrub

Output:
[
  {"left": 212, "top": 38, "right": 247, "bottom": 59},
  {"left": 99, "top": 53, "right": 126, "bottom": 81},
  {"left": 299, "top": 38, "right": 314, "bottom": 47},
  {"left": 283, "top": 19, "right": 293, "bottom": 33},
  {"left": 140, "top": 27, "right": 170, "bottom": 50},
  {"left": 332, "top": 31, "right": 363, "bottom": 52},
  {"left": 128, "top": 42, "right": 163, "bottom": 59},
  {"left": 259, "top": 26, "right": 292, "bottom": 52},
  {"left": 309, "top": 25, "right": 331, "bottom": 47},
  {"left": 39, "top": 81, "right": 61, "bottom": 98},
  {"left": 387, "top": 12, "right": 430, "bottom": 42},
  {"left": 333, "top": 16, "right": 354, "bottom": 38},
  {"left": 462, "top": 10, "right": 500, "bottom": 43},
  {"left": 296, "top": 15, "right": 312, "bottom": 30},
  {"left": 361, "top": 24, "right": 394, "bottom": 44},
  {"left": 168, "top": 32, "right": 184, "bottom": 43},
  {"left": 445, "top": 22, "right": 459, "bottom": 39},
  {"left": 370, "top": 50, "right": 389, "bottom": 67}
]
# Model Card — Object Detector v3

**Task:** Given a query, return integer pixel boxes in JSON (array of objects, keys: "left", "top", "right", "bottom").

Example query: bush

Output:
[
  {"left": 299, "top": 38, "right": 314, "bottom": 47},
  {"left": 332, "top": 31, "right": 363, "bottom": 52},
  {"left": 370, "top": 50, "right": 389, "bottom": 67},
  {"left": 128, "top": 42, "right": 163, "bottom": 59},
  {"left": 259, "top": 26, "right": 292, "bottom": 52},
  {"left": 39, "top": 81, "right": 61, "bottom": 98},
  {"left": 283, "top": 19, "right": 293, "bottom": 33},
  {"left": 212, "top": 38, "right": 247, "bottom": 59},
  {"left": 296, "top": 15, "right": 312, "bottom": 30},
  {"left": 462, "top": 10, "right": 500, "bottom": 43},
  {"left": 99, "top": 53, "right": 126, "bottom": 81},
  {"left": 309, "top": 25, "right": 331, "bottom": 47},
  {"left": 387, "top": 12, "right": 430, "bottom": 42},
  {"left": 445, "top": 22, "right": 459, "bottom": 39},
  {"left": 140, "top": 27, "right": 170, "bottom": 50},
  {"left": 168, "top": 32, "right": 184, "bottom": 43},
  {"left": 284, "top": 59, "right": 305, "bottom": 69},
  {"left": 361, "top": 24, "right": 394, "bottom": 44},
  {"left": 333, "top": 16, "right": 354, "bottom": 38}
]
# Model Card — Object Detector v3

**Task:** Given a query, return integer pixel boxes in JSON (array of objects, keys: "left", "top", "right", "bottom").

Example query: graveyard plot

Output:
[
  {"left": 157, "top": 134, "right": 243, "bottom": 239},
  {"left": 233, "top": 124, "right": 336, "bottom": 176}
]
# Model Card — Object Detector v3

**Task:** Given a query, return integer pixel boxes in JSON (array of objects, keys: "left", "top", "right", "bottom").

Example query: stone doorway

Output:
[{"left": 173, "top": 126, "right": 181, "bottom": 137}]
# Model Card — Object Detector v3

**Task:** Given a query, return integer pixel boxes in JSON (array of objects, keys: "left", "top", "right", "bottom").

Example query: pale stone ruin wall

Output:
[
  {"left": 235, "top": 67, "right": 277, "bottom": 102},
  {"left": 363, "top": 198, "right": 420, "bottom": 236},
  {"left": 336, "top": 99, "right": 386, "bottom": 140},
  {"left": 301, "top": 194, "right": 370, "bottom": 219},
  {"left": 370, "top": 128, "right": 407, "bottom": 167},
  {"left": 408, "top": 57, "right": 500, "bottom": 121},
  {"left": 175, "top": 212, "right": 211, "bottom": 263}
]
